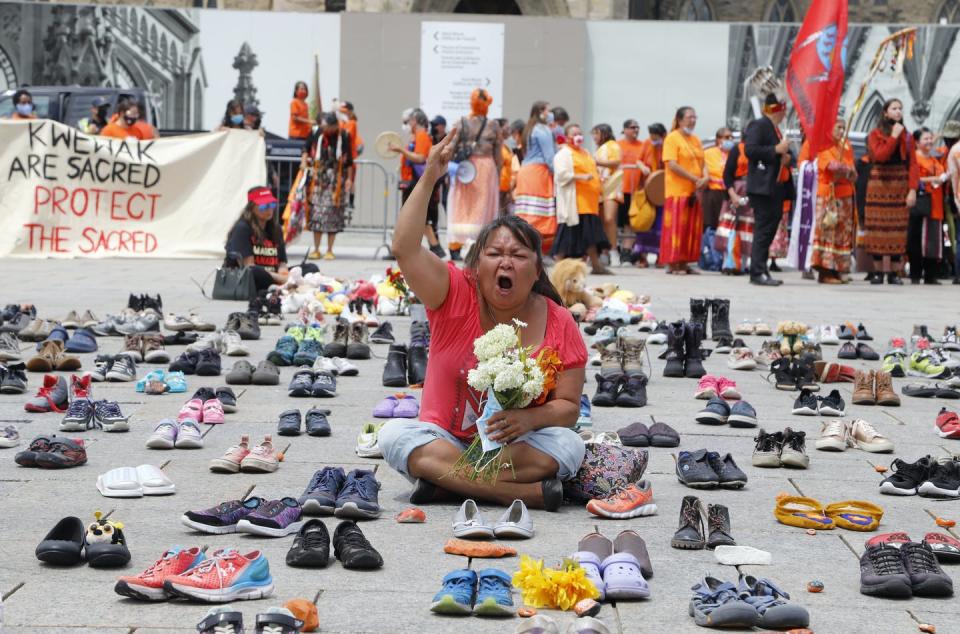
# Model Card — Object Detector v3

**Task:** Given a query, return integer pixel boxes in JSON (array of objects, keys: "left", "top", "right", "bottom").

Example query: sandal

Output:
[
  {"left": 825, "top": 500, "right": 883, "bottom": 532},
  {"left": 934, "top": 384, "right": 960, "bottom": 399},
  {"left": 165, "top": 371, "right": 188, "bottom": 393},
  {"left": 901, "top": 384, "right": 938, "bottom": 398},
  {"left": 572, "top": 551, "right": 606, "bottom": 600},
  {"left": 600, "top": 552, "right": 650, "bottom": 599},
  {"left": 773, "top": 496, "right": 834, "bottom": 530}
]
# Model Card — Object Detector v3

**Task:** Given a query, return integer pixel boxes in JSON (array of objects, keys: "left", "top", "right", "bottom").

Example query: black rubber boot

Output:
[
  {"left": 684, "top": 321, "right": 706, "bottom": 379},
  {"left": 663, "top": 321, "right": 686, "bottom": 378},
  {"left": 689, "top": 298, "right": 709, "bottom": 340},
  {"left": 407, "top": 344, "right": 428, "bottom": 386},
  {"left": 671, "top": 495, "right": 705, "bottom": 549},
  {"left": 709, "top": 298, "right": 732, "bottom": 341},
  {"left": 382, "top": 344, "right": 408, "bottom": 388},
  {"left": 706, "top": 504, "right": 736, "bottom": 549}
]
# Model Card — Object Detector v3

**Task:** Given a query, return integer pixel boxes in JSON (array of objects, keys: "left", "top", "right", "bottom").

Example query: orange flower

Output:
[{"left": 534, "top": 347, "right": 563, "bottom": 406}]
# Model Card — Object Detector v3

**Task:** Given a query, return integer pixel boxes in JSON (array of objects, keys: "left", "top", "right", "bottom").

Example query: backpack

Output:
[{"left": 699, "top": 227, "right": 723, "bottom": 272}]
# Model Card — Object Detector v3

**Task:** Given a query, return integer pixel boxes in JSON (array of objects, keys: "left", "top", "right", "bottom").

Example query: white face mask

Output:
[
  {"left": 682, "top": 126, "right": 695, "bottom": 135},
  {"left": 571, "top": 134, "right": 584, "bottom": 147},
  {"left": 402, "top": 123, "right": 411, "bottom": 135}
]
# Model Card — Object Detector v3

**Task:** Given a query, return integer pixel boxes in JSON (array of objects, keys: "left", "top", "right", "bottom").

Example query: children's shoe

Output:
[
  {"left": 474, "top": 568, "right": 515, "bottom": 616},
  {"left": 84, "top": 512, "right": 131, "bottom": 568},
  {"left": 60, "top": 399, "right": 95, "bottom": 431},
  {"left": 182, "top": 497, "right": 266, "bottom": 534},
  {"left": 237, "top": 497, "right": 304, "bottom": 538},
  {"left": 909, "top": 351, "right": 949, "bottom": 379},
  {"left": 202, "top": 399, "right": 225, "bottom": 424},
  {"left": 430, "top": 569, "right": 477, "bottom": 616},
  {"left": 178, "top": 398, "right": 203, "bottom": 423},
  {"left": 210, "top": 435, "right": 251, "bottom": 473},
  {"left": 355, "top": 423, "right": 383, "bottom": 458},
  {"left": 163, "top": 548, "right": 274, "bottom": 602},
  {"left": 935, "top": 408, "right": 960, "bottom": 439},
  {"left": 24, "top": 374, "right": 69, "bottom": 413},
  {"left": 175, "top": 420, "right": 204, "bottom": 449},
  {"left": 34, "top": 437, "right": 87, "bottom": 468},
  {"left": 693, "top": 375, "right": 719, "bottom": 399},
  {"left": 240, "top": 435, "right": 279, "bottom": 473},
  {"left": 136, "top": 369, "right": 165, "bottom": 393},
  {"left": 266, "top": 336, "right": 298, "bottom": 366},
  {"left": 94, "top": 400, "right": 129, "bottom": 432},
  {"left": 165, "top": 371, "right": 188, "bottom": 393},
  {"left": 71, "top": 374, "right": 92, "bottom": 400},
  {"left": 716, "top": 377, "right": 740, "bottom": 399},
  {"left": 586, "top": 481, "right": 657, "bottom": 519},
  {"left": 305, "top": 407, "right": 331, "bottom": 437},
  {"left": 115, "top": 546, "right": 206, "bottom": 601},
  {"left": 0, "top": 425, "right": 20, "bottom": 448},
  {"left": 334, "top": 469, "right": 381, "bottom": 519},
  {"left": 286, "top": 519, "right": 331, "bottom": 568},
  {"left": 146, "top": 419, "right": 179, "bottom": 449},
  {"left": 15, "top": 435, "right": 52, "bottom": 467}
]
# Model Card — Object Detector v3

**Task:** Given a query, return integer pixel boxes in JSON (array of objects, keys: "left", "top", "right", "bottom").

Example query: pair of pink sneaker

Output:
[
  {"left": 694, "top": 375, "right": 741, "bottom": 400},
  {"left": 178, "top": 398, "right": 225, "bottom": 425}
]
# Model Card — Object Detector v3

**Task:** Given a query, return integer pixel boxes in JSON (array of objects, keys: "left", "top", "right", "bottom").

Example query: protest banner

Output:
[{"left": 0, "top": 121, "right": 266, "bottom": 258}]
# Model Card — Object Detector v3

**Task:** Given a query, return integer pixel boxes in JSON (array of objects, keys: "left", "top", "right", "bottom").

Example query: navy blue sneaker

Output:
[
  {"left": 36, "top": 325, "right": 69, "bottom": 351},
  {"left": 293, "top": 339, "right": 323, "bottom": 367},
  {"left": 676, "top": 449, "right": 720, "bottom": 489},
  {"left": 64, "top": 328, "right": 98, "bottom": 353},
  {"left": 430, "top": 569, "right": 477, "bottom": 616},
  {"left": 299, "top": 467, "right": 346, "bottom": 515},
  {"left": 728, "top": 401, "right": 758, "bottom": 428},
  {"left": 334, "top": 469, "right": 381, "bottom": 519},
  {"left": 288, "top": 370, "right": 314, "bottom": 397},
  {"left": 695, "top": 397, "right": 730, "bottom": 425},
  {"left": 267, "top": 336, "right": 298, "bottom": 366},
  {"left": 305, "top": 407, "right": 331, "bottom": 437},
  {"left": 311, "top": 371, "right": 337, "bottom": 398},
  {"left": 474, "top": 568, "right": 515, "bottom": 616}
]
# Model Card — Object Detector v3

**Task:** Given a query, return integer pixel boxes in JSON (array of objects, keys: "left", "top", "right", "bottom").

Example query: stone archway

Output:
[
  {"left": 410, "top": 0, "right": 570, "bottom": 15},
  {"left": 0, "top": 43, "right": 16, "bottom": 92}
]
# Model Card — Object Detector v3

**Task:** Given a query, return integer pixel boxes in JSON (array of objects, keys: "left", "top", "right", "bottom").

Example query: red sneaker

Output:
[
  {"left": 935, "top": 408, "right": 960, "bottom": 439},
  {"left": 865, "top": 532, "right": 912, "bottom": 549},
  {"left": 924, "top": 532, "right": 960, "bottom": 563},
  {"left": 586, "top": 481, "right": 657, "bottom": 519},
  {"left": 115, "top": 546, "right": 207, "bottom": 601},
  {"left": 694, "top": 375, "right": 719, "bottom": 400},
  {"left": 71, "top": 374, "right": 93, "bottom": 400}
]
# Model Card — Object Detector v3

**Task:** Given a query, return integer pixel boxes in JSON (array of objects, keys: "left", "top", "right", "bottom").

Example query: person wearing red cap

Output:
[{"left": 226, "top": 186, "right": 317, "bottom": 290}]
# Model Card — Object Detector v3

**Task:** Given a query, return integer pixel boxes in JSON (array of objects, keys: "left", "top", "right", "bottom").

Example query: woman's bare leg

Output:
[
  {"left": 602, "top": 199, "right": 619, "bottom": 255},
  {"left": 326, "top": 232, "right": 337, "bottom": 255}
]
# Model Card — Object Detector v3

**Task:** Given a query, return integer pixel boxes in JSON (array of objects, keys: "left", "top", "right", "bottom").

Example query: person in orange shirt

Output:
[
  {"left": 911, "top": 127, "right": 948, "bottom": 284},
  {"left": 702, "top": 127, "right": 733, "bottom": 229},
  {"left": 617, "top": 119, "right": 648, "bottom": 259},
  {"left": 289, "top": 81, "right": 312, "bottom": 140},
  {"left": 390, "top": 108, "right": 443, "bottom": 258},
  {"left": 660, "top": 107, "right": 707, "bottom": 274},
  {"left": 809, "top": 119, "right": 857, "bottom": 284},
  {"left": 100, "top": 102, "right": 146, "bottom": 140},
  {"left": 633, "top": 122, "right": 666, "bottom": 267},
  {"left": 9, "top": 89, "right": 38, "bottom": 120},
  {"left": 128, "top": 102, "right": 156, "bottom": 140},
  {"left": 338, "top": 101, "right": 363, "bottom": 207},
  {"left": 497, "top": 118, "right": 515, "bottom": 214},
  {"left": 592, "top": 123, "right": 622, "bottom": 265},
  {"left": 551, "top": 123, "right": 609, "bottom": 273}
]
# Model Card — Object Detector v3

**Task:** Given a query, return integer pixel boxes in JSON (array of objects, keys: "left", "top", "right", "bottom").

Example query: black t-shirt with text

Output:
[{"left": 227, "top": 219, "right": 287, "bottom": 272}]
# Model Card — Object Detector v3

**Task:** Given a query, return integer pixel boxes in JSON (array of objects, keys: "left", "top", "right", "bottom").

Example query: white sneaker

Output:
[
  {"left": 727, "top": 347, "right": 757, "bottom": 370},
  {"left": 850, "top": 418, "right": 895, "bottom": 453},
  {"left": 174, "top": 420, "right": 204, "bottom": 449},
  {"left": 333, "top": 357, "right": 359, "bottom": 376},
  {"left": 145, "top": 420, "right": 178, "bottom": 449},
  {"left": 818, "top": 325, "right": 840, "bottom": 345},
  {"left": 313, "top": 356, "right": 339, "bottom": 374},
  {"left": 187, "top": 332, "right": 223, "bottom": 353},
  {"left": 928, "top": 348, "right": 960, "bottom": 369},
  {"left": 815, "top": 419, "right": 850, "bottom": 452},
  {"left": 355, "top": 422, "right": 383, "bottom": 458},
  {"left": 222, "top": 330, "right": 249, "bottom": 356},
  {"left": 638, "top": 320, "right": 657, "bottom": 332},
  {"left": 163, "top": 313, "right": 194, "bottom": 332}
]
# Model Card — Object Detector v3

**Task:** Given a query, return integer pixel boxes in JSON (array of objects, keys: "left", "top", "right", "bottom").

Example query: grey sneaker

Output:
[
  {"left": 689, "top": 577, "right": 758, "bottom": 628},
  {"left": 106, "top": 355, "right": 137, "bottom": 382},
  {"left": 115, "top": 313, "right": 159, "bottom": 336},
  {"left": 94, "top": 400, "right": 129, "bottom": 432},
  {"left": 900, "top": 541, "right": 954, "bottom": 597},
  {"left": 453, "top": 499, "right": 495, "bottom": 539},
  {"left": 0, "top": 332, "right": 22, "bottom": 362},
  {"left": 299, "top": 467, "right": 347, "bottom": 515},
  {"left": 779, "top": 428, "right": 809, "bottom": 468},
  {"left": 277, "top": 409, "right": 302, "bottom": 436},
  {"left": 695, "top": 397, "right": 730, "bottom": 425},
  {"left": 60, "top": 399, "right": 95, "bottom": 431},
  {"left": 676, "top": 449, "right": 720, "bottom": 488},
  {"left": 752, "top": 429, "right": 782, "bottom": 468},
  {"left": 706, "top": 452, "right": 748, "bottom": 489},
  {"left": 24, "top": 374, "right": 69, "bottom": 413},
  {"left": 727, "top": 401, "right": 758, "bottom": 428},
  {"left": 333, "top": 469, "right": 381, "bottom": 519},
  {"left": 860, "top": 544, "right": 912, "bottom": 598},
  {"left": 737, "top": 575, "right": 810, "bottom": 629},
  {"left": 0, "top": 362, "right": 28, "bottom": 394}
]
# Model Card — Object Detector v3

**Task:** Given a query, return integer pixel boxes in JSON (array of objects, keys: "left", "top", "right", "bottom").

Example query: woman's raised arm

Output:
[{"left": 392, "top": 128, "right": 457, "bottom": 310}]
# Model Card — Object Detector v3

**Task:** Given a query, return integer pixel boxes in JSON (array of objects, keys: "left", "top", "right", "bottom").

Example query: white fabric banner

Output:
[{"left": 0, "top": 121, "right": 266, "bottom": 258}]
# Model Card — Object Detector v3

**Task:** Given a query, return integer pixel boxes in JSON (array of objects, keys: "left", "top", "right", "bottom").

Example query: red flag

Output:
[{"left": 786, "top": 0, "right": 848, "bottom": 155}]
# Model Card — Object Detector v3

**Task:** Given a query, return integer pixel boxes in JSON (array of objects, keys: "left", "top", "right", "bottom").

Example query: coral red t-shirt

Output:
[{"left": 420, "top": 263, "right": 587, "bottom": 442}]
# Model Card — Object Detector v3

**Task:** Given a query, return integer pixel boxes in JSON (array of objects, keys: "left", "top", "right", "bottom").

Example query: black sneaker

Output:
[
  {"left": 752, "top": 429, "right": 783, "bottom": 468},
  {"left": 332, "top": 520, "right": 383, "bottom": 570},
  {"left": 288, "top": 369, "right": 314, "bottom": 397},
  {"left": 860, "top": 544, "right": 912, "bottom": 598},
  {"left": 312, "top": 371, "right": 337, "bottom": 398},
  {"left": 370, "top": 322, "right": 395, "bottom": 344},
  {"left": 793, "top": 356, "right": 820, "bottom": 391},
  {"left": 714, "top": 337, "right": 733, "bottom": 354},
  {"left": 706, "top": 451, "right": 748, "bottom": 489},
  {"left": 277, "top": 409, "right": 302, "bottom": 436},
  {"left": 195, "top": 349, "right": 222, "bottom": 376},
  {"left": 591, "top": 373, "right": 621, "bottom": 407},
  {"left": 382, "top": 344, "right": 408, "bottom": 387},
  {"left": 305, "top": 407, "right": 332, "bottom": 436},
  {"left": 917, "top": 459, "right": 960, "bottom": 498},
  {"left": 0, "top": 362, "right": 27, "bottom": 394},
  {"left": 769, "top": 358, "right": 796, "bottom": 391},
  {"left": 191, "top": 387, "right": 217, "bottom": 403},
  {"left": 880, "top": 456, "right": 933, "bottom": 496},
  {"left": 900, "top": 541, "right": 954, "bottom": 597},
  {"left": 817, "top": 389, "right": 845, "bottom": 416},
  {"left": 429, "top": 243, "right": 447, "bottom": 259},
  {"left": 163, "top": 331, "right": 198, "bottom": 346},
  {"left": 676, "top": 449, "right": 720, "bottom": 489},
  {"left": 791, "top": 389, "right": 818, "bottom": 416},
  {"left": 286, "top": 518, "right": 331, "bottom": 568},
  {"left": 215, "top": 387, "right": 237, "bottom": 413},
  {"left": 169, "top": 350, "right": 199, "bottom": 375},
  {"left": 106, "top": 355, "right": 137, "bottom": 382},
  {"left": 615, "top": 374, "right": 647, "bottom": 407}
]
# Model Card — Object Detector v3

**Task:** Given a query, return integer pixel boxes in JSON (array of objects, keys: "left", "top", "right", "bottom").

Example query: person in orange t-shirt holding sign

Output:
[{"left": 660, "top": 106, "right": 708, "bottom": 274}]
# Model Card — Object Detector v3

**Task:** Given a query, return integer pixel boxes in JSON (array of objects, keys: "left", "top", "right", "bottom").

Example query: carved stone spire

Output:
[{"left": 232, "top": 42, "right": 259, "bottom": 108}]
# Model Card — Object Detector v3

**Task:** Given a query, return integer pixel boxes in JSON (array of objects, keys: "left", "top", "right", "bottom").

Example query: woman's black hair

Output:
[
  {"left": 591, "top": 123, "right": 614, "bottom": 145},
  {"left": 321, "top": 111, "right": 338, "bottom": 127},
  {"left": 293, "top": 81, "right": 308, "bottom": 98},
  {"left": 12, "top": 89, "right": 32, "bottom": 105},
  {"left": 221, "top": 99, "right": 244, "bottom": 128},
  {"left": 648, "top": 122, "right": 667, "bottom": 137},
  {"left": 464, "top": 215, "right": 563, "bottom": 306},
  {"left": 913, "top": 126, "right": 932, "bottom": 142},
  {"left": 877, "top": 98, "right": 903, "bottom": 135},
  {"left": 226, "top": 186, "right": 283, "bottom": 249}
]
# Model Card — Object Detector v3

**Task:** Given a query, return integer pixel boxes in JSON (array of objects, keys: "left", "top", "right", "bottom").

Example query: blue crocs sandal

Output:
[
  {"left": 64, "top": 328, "right": 98, "bottom": 353},
  {"left": 136, "top": 370, "right": 165, "bottom": 393},
  {"left": 165, "top": 371, "right": 188, "bottom": 393}
]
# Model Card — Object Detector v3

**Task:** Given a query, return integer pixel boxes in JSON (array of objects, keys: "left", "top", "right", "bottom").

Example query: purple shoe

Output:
[
  {"left": 180, "top": 497, "right": 265, "bottom": 535},
  {"left": 601, "top": 552, "right": 650, "bottom": 600},
  {"left": 236, "top": 497, "right": 303, "bottom": 537},
  {"left": 393, "top": 395, "right": 420, "bottom": 419},
  {"left": 572, "top": 551, "right": 606, "bottom": 600},
  {"left": 372, "top": 395, "right": 399, "bottom": 418}
]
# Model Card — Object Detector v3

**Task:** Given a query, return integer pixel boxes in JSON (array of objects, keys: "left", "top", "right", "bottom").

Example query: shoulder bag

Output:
[
  {"left": 911, "top": 187, "right": 932, "bottom": 218},
  {"left": 452, "top": 117, "right": 488, "bottom": 164},
  {"left": 212, "top": 251, "right": 257, "bottom": 301},
  {"left": 563, "top": 443, "right": 648, "bottom": 502}
]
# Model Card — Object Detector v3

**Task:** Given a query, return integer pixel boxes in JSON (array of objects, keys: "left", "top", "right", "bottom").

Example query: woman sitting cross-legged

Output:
[{"left": 378, "top": 129, "right": 586, "bottom": 511}]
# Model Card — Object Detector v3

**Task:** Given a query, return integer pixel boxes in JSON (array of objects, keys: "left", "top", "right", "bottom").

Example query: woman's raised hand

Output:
[{"left": 423, "top": 126, "right": 458, "bottom": 183}]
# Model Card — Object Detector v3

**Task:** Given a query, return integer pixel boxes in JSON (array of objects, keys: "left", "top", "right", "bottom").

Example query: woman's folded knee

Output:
[{"left": 525, "top": 427, "right": 585, "bottom": 481}]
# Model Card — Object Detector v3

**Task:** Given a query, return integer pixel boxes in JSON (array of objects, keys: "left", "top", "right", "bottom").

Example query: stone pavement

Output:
[{"left": 1, "top": 234, "right": 958, "bottom": 633}]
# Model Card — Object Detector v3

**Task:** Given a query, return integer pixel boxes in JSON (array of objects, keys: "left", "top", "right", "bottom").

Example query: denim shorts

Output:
[{"left": 378, "top": 418, "right": 585, "bottom": 482}]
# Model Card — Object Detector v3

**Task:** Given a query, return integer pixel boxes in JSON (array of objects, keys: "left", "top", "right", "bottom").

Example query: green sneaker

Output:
[
  {"left": 285, "top": 325, "right": 306, "bottom": 344},
  {"left": 881, "top": 352, "right": 906, "bottom": 378},
  {"left": 304, "top": 326, "right": 326, "bottom": 343},
  {"left": 909, "top": 351, "right": 949, "bottom": 379}
]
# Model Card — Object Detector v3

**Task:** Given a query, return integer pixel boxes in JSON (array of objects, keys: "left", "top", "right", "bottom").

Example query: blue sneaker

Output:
[
  {"left": 334, "top": 469, "right": 381, "bottom": 519},
  {"left": 292, "top": 338, "right": 322, "bottom": 367},
  {"left": 695, "top": 397, "right": 730, "bottom": 425},
  {"left": 430, "top": 569, "right": 477, "bottom": 615},
  {"left": 166, "top": 371, "right": 188, "bottom": 393},
  {"left": 728, "top": 401, "right": 758, "bottom": 428},
  {"left": 299, "top": 467, "right": 346, "bottom": 515},
  {"left": 64, "top": 328, "right": 98, "bottom": 353},
  {"left": 37, "top": 325, "right": 69, "bottom": 351},
  {"left": 575, "top": 394, "right": 593, "bottom": 431},
  {"left": 162, "top": 548, "right": 274, "bottom": 602},
  {"left": 266, "top": 336, "right": 298, "bottom": 366},
  {"left": 473, "top": 568, "right": 515, "bottom": 616}
]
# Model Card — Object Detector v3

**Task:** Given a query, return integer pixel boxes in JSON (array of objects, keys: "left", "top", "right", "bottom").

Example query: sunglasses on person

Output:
[{"left": 258, "top": 203, "right": 277, "bottom": 211}]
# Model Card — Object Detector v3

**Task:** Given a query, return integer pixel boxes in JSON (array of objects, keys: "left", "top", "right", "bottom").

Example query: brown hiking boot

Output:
[
  {"left": 852, "top": 369, "right": 876, "bottom": 405},
  {"left": 620, "top": 336, "right": 647, "bottom": 378},
  {"left": 875, "top": 370, "right": 900, "bottom": 407},
  {"left": 598, "top": 343, "right": 622, "bottom": 377},
  {"left": 123, "top": 334, "right": 144, "bottom": 362}
]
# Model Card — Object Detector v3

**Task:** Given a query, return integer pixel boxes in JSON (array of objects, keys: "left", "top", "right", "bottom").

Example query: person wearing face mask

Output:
[
  {"left": 9, "top": 89, "right": 37, "bottom": 120},
  {"left": 551, "top": 123, "right": 610, "bottom": 274},
  {"left": 215, "top": 99, "right": 245, "bottom": 132},
  {"left": 289, "top": 81, "right": 312, "bottom": 141},
  {"left": 632, "top": 123, "right": 667, "bottom": 267},
  {"left": 447, "top": 88, "right": 502, "bottom": 261},
  {"left": 863, "top": 98, "right": 919, "bottom": 285},
  {"left": 744, "top": 93, "right": 795, "bottom": 286},
  {"left": 515, "top": 101, "right": 558, "bottom": 251},
  {"left": 100, "top": 102, "right": 151, "bottom": 140},
  {"left": 301, "top": 112, "right": 353, "bottom": 260},
  {"left": 129, "top": 102, "right": 156, "bottom": 140},
  {"left": 910, "top": 127, "right": 947, "bottom": 285},
  {"left": 390, "top": 108, "right": 444, "bottom": 258},
  {"left": 660, "top": 106, "right": 708, "bottom": 275},
  {"left": 702, "top": 127, "right": 734, "bottom": 230}
]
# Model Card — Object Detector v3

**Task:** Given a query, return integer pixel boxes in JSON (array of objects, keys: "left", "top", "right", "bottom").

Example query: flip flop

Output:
[
  {"left": 825, "top": 500, "right": 883, "bottom": 532},
  {"left": 571, "top": 551, "right": 605, "bottom": 601},
  {"left": 600, "top": 552, "right": 650, "bottom": 599},
  {"left": 97, "top": 467, "right": 143, "bottom": 498},
  {"left": 773, "top": 496, "right": 834, "bottom": 530},
  {"left": 136, "top": 464, "right": 176, "bottom": 496},
  {"left": 902, "top": 384, "right": 938, "bottom": 398}
]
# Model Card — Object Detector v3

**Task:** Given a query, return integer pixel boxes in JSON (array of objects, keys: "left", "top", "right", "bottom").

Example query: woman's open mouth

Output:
[{"left": 496, "top": 275, "right": 513, "bottom": 291}]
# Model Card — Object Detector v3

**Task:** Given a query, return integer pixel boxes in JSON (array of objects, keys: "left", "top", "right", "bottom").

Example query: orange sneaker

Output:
[
  {"left": 114, "top": 546, "right": 206, "bottom": 601},
  {"left": 586, "top": 481, "right": 657, "bottom": 519}
]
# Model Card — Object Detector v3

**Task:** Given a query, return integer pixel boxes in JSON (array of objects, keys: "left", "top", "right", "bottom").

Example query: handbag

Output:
[
  {"left": 911, "top": 188, "right": 932, "bottom": 218},
  {"left": 563, "top": 443, "right": 648, "bottom": 502},
  {"left": 212, "top": 252, "right": 257, "bottom": 301},
  {"left": 628, "top": 189, "right": 656, "bottom": 232}
]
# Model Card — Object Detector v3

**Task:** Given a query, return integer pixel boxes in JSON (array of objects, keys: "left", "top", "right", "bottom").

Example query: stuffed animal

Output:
[
  {"left": 776, "top": 320, "right": 809, "bottom": 357},
  {"left": 86, "top": 511, "right": 124, "bottom": 545},
  {"left": 549, "top": 260, "right": 601, "bottom": 321}
]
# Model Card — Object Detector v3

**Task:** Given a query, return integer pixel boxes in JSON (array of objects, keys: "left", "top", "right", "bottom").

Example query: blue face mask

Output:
[
  {"left": 16, "top": 103, "right": 33, "bottom": 116},
  {"left": 230, "top": 114, "right": 244, "bottom": 125},
  {"left": 545, "top": 111, "right": 555, "bottom": 125},
  {"left": 721, "top": 140, "right": 735, "bottom": 151}
]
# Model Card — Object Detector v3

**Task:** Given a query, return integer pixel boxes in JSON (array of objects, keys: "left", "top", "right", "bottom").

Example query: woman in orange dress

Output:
[
  {"left": 810, "top": 119, "right": 857, "bottom": 284},
  {"left": 659, "top": 106, "right": 708, "bottom": 274},
  {"left": 289, "top": 81, "right": 312, "bottom": 141},
  {"left": 910, "top": 127, "right": 948, "bottom": 284},
  {"left": 551, "top": 123, "right": 609, "bottom": 273}
]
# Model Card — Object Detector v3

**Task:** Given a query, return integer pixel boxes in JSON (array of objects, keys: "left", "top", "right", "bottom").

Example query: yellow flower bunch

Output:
[{"left": 511, "top": 555, "right": 599, "bottom": 611}]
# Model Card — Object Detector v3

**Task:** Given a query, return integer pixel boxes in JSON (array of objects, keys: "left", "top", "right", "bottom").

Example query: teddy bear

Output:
[
  {"left": 549, "top": 259, "right": 601, "bottom": 321},
  {"left": 85, "top": 511, "right": 124, "bottom": 545},
  {"left": 776, "top": 320, "right": 809, "bottom": 357}
]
